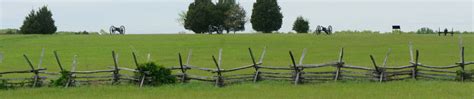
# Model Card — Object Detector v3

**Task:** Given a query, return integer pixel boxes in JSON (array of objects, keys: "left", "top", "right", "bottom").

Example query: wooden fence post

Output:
[
  {"left": 334, "top": 48, "right": 344, "bottom": 81},
  {"left": 258, "top": 47, "right": 266, "bottom": 64},
  {"left": 37, "top": 48, "right": 45, "bottom": 69},
  {"left": 178, "top": 53, "right": 188, "bottom": 83},
  {"left": 181, "top": 49, "right": 192, "bottom": 83},
  {"left": 409, "top": 42, "right": 414, "bottom": 63},
  {"left": 218, "top": 49, "right": 224, "bottom": 86},
  {"left": 370, "top": 55, "right": 381, "bottom": 82},
  {"left": 460, "top": 47, "right": 465, "bottom": 81},
  {"left": 132, "top": 52, "right": 145, "bottom": 87},
  {"left": 132, "top": 52, "right": 140, "bottom": 67},
  {"left": 186, "top": 49, "right": 192, "bottom": 66},
  {"left": 218, "top": 49, "right": 222, "bottom": 66},
  {"left": 54, "top": 51, "right": 65, "bottom": 71},
  {"left": 369, "top": 49, "right": 391, "bottom": 83},
  {"left": 299, "top": 48, "right": 307, "bottom": 70},
  {"left": 23, "top": 54, "right": 40, "bottom": 87},
  {"left": 379, "top": 48, "right": 391, "bottom": 82},
  {"left": 412, "top": 50, "right": 419, "bottom": 80},
  {"left": 66, "top": 55, "right": 78, "bottom": 88},
  {"left": 289, "top": 51, "right": 301, "bottom": 85},
  {"left": 146, "top": 53, "right": 151, "bottom": 62},
  {"left": 212, "top": 55, "right": 224, "bottom": 87},
  {"left": 248, "top": 48, "right": 261, "bottom": 82},
  {"left": 112, "top": 51, "right": 120, "bottom": 84}
]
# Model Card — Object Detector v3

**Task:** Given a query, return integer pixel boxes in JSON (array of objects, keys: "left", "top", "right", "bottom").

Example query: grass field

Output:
[{"left": 0, "top": 33, "right": 473, "bottom": 98}]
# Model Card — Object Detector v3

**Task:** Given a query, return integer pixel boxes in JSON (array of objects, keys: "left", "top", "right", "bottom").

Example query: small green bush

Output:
[
  {"left": 0, "top": 29, "right": 19, "bottom": 34},
  {"left": 134, "top": 62, "right": 176, "bottom": 86},
  {"left": 0, "top": 79, "right": 11, "bottom": 90},
  {"left": 456, "top": 69, "right": 473, "bottom": 81},
  {"left": 416, "top": 27, "right": 435, "bottom": 34},
  {"left": 50, "top": 70, "right": 70, "bottom": 87}
]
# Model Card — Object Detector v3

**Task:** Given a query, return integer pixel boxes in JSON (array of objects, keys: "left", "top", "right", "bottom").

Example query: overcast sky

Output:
[{"left": 1, "top": 0, "right": 473, "bottom": 34}]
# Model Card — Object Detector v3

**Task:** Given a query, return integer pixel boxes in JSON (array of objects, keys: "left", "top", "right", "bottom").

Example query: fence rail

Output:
[{"left": 0, "top": 42, "right": 472, "bottom": 88}]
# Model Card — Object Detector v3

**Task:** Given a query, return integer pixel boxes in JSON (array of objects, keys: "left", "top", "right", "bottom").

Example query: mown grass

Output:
[
  {"left": 0, "top": 33, "right": 473, "bottom": 98},
  {"left": 0, "top": 33, "right": 472, "bottom": 71},
  {"left": 0, "top": 80, "right": 473, "bottom": 99}
]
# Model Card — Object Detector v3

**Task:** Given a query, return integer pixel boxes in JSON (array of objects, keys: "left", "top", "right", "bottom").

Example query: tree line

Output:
[
  {"left": 182, "top": 0, "right": 283, "bottom": 34},
  {"left": 14, "top": 2, "right": 471, "bottom": 34}
]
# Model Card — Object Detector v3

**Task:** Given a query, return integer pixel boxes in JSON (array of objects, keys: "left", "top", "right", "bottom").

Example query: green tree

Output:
[
  {"left": 183, "top": 0, "right": 246, "bottom": 34},
  {"left": 292, "top": 16, "right": 309, "bottom": 33},
  {"left": 215, "top": 0, "right": 233, "bottom": 31},
  {"left": 20, "top": 6, "right": 57, "bottom": 34},
  {"left": 251, "top": 0, "right": 283, "bottom": 33},
  {"left": 224, "top": 3, "right": 246, "bottom": 33},
  {"left": 177, "top": 11, "right": 187, "bottom": 26},
  {"left": 416, "top": 27, "right": 434, "bottom": 34},
  {"left": 185, "top": 0, "right": 217, "bottom": 33}
]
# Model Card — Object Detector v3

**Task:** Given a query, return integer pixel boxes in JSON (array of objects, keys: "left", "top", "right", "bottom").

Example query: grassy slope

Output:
[{"left": 0, "top": 33, "right": 473, "bottom": 98}]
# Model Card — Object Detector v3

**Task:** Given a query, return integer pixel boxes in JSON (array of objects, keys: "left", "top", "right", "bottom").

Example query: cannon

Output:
[
  {"left": 437, "top": 28, "right": 454, "bottom": 36},
  {"left": 208, "top": 25, "right": 224, "bottom": 34},
  {"left": 315, "top": 25, "right": 332, "bottom": 35},
  {"left": 110, "top": 25, "right": 126, "bottom": 34}
]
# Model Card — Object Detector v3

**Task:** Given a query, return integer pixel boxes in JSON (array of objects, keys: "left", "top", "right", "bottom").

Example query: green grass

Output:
[
  {"left": 0, "top": 33, "right": 473, "bottom": 98},
  {"left": 0, "top": 81, "right": 473, "bottom": 99}
]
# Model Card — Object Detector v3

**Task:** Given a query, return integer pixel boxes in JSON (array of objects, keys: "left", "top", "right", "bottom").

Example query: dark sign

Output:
[{"left": 392, "top": 25, "right": 401, "bottom": 29}]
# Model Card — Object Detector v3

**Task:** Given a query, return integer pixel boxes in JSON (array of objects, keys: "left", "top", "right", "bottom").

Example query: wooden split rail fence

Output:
[{"left": 0, "top": 42, "right": 473, "bottom": 88}]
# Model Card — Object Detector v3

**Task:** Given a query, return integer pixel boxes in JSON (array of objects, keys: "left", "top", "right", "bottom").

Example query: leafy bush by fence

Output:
[
  {"left": 134, "top": 62, "right": 176, "bottom": 86},
  {"left": 50, "top": 71, "right": 70, "bottom": 87}
]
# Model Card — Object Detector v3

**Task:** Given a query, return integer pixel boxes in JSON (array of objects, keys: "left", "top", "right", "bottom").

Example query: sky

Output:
[{"left": 1, "top": 0, "right": 473, "bottom": 34}]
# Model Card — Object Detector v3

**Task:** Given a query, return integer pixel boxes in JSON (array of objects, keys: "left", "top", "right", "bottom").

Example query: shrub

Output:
[
  {"left": 456, "top": 69, "right": 473, "bottom": 81},
  {"left": 0, "top": 29, "right": 20, "bottom": 34},
  {"left": 134, "top": 62, "right": 176, "bottom": 86},
  {"left": 416, "top": 27, "right": 434, "bottom": 34},
  {"left": 75, "top": 31, "right": 89, "bottom": 35},
  {"left": 50, "top": 71, "right": 70, "bottom": 87},
  {"left": 0, "top": 79, "right": 11, "bottom": 90},
  {"left": 334, "top": 30, "right": 380, "bottom": 34},
  {"left": 292, "top": 16, "right": 309, "bottom": 33}
]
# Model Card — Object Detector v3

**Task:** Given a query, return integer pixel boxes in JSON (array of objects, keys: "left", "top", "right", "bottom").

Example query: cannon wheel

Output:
[
  {"left": 120, "top": 25, "right": 126, "bottom": 34},
  {"left": 208, "top": 25, "right": 213, "bottom": 34},
  {"left": 315, "top": 25, "right": 322, "bottom": 35},
  {"left": 110, "top": 26, "right": 116, "bottom": 34},
  {"left": 217, "top": 25, "right": 224, "bottom": 34},
  {"left": 327, "top": 25, "right": 333, "bottom": 35}
]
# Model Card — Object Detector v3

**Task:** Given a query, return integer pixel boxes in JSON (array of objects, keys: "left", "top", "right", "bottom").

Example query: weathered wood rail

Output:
[
  {"left": 164, "top": 42, "right": 472, "bottom": 87},
  {"left": 0, "top": 54, "right": 47, "bottom": 87},
  {"left": 0, "top": 42, "right": 472, "bottom": 88}
]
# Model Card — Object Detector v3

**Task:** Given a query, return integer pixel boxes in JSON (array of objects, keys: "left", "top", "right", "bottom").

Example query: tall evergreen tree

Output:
[
  {"left": 20, "top": 6, "right": 57, "bottom": 34},
  {"left": 251, "top": 0, "right": 283, "bottom": 33}
]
